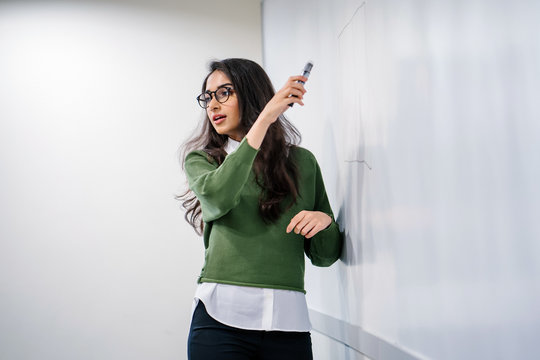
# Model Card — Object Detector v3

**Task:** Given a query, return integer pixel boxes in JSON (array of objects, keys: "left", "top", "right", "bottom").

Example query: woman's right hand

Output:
[
  {"left": 245, "top": 75, "right": 308, "bottom": 149},
  {"left": 258, "top": 75, "right": 308, "bottom": 125}
]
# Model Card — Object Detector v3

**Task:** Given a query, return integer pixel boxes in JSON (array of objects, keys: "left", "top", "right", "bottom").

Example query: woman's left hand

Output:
[{"left": 286, "top": 211, "right": 332, "bottom": 238}]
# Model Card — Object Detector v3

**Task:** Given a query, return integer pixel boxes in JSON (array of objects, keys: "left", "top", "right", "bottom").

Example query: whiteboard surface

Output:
[{"left": 263, "top": 0, "right": 540, "bottom": 358}]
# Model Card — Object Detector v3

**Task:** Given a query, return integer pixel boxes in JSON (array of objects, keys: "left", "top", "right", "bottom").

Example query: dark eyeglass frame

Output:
[{"left": 196, "top": 84, "right": 235, "bottom": 109}]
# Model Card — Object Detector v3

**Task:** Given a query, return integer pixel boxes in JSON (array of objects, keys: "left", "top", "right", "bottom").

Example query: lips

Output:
[{"left": 213, "top": 114, "right": 226, "bottom": 125}]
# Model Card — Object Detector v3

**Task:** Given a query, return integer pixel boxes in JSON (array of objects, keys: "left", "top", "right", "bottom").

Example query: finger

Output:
[
  {"left": 288, "top": 97, "right": 304, "bottom": 107},
  {"left": 284, "top": 91, "right": 306, "bottom": 108},
  {"left": 278, "top": 85, "right": 305, "bottom": 98},
  {"left": 284, "top": 99, "right": 304, "bottom": 110},
  {"left": 294, "top": 214, "right": 314, "bottom": 235},
  {"left": 305, "top": 224, "right": 324, "bottom": 239},
  {"left": 299, "top": 222, "right": 316, "bottom": 236},
  {"left": 288, "top": 75, "right": 308, "bottom": 83},
  {"left": 286, "top": 211, "right": 306, "bottom": 233},
  {"left": 287, "top": 88, "right": 305, "bottom": 99},
  {"left": 290, "top": 81, "right": 307, "bottom": 93},
  {"left": 285, "top": 83, "right": 307, "bottom": 97}
]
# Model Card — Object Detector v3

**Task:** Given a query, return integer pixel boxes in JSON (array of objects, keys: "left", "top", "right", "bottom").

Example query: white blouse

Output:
[{"left": 191, "top": 137, "right": 311, "bottom": 332}]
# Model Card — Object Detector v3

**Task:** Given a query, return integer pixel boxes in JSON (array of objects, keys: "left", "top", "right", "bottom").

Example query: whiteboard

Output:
[{"left": 262, "top": 0, "right": 540, "bottom": 359}]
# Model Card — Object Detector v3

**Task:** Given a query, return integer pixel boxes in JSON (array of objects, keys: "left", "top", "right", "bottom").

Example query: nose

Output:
[{"left": 208, "top": 94, "right": 220, "bottom": 110}]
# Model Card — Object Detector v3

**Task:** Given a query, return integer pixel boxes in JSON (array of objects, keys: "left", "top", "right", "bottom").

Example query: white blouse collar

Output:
[{"left": 224, "top": 137, "right": 241, "bottom": 154}]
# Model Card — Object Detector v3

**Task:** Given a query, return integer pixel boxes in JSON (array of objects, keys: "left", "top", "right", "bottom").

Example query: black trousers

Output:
[{"left": 188, "top": 301, "right": 313, "bottom": 360}]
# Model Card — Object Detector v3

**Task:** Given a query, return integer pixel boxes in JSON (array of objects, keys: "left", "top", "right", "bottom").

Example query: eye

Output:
[{"left": 216, "top": 87, "right": 231, "bottom": 100}]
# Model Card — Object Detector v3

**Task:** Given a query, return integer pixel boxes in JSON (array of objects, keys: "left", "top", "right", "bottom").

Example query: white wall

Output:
[
  {"left": 262, "top": 0, "right": 540, "bottom": 359},
  {"left": 0, "top": 1, "right": 261, "bottom": 359}
]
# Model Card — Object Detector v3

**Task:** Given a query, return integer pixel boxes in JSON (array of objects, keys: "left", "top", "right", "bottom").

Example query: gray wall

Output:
[
  {"left": 0, "top": 1, "right": 262, "bottom": 359},
  {"left": 262, "top": 0, "right": 540, "bottom": 359}
]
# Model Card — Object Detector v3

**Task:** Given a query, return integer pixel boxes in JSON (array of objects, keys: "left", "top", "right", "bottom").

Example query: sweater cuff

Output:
[
  {"left": 225, "top": 137, "right": 259, "bottom": 164},
  {"left": 238, "top": 136, "right": 259, "bottom": 153}
]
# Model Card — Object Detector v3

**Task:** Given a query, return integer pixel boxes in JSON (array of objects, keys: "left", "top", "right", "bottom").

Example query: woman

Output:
[{"left": 179, "top": 58, "right": 342, "bottom": 360}]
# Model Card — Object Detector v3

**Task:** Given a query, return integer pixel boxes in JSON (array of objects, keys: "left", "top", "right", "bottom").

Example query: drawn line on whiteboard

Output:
[
  {"left": 338, "top": 1, "right": 367, "bottom": 38},
  {"left": 345, "top": 160, "right": 372, "bottom": 170}
]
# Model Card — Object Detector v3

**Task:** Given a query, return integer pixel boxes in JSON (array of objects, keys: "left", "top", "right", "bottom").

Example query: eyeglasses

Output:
[{"left": 196, "top": 85, "right": 235, "bottom": 109}]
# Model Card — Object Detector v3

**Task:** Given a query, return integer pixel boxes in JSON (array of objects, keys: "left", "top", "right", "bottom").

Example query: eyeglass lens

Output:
[{"left": 198, "top": 87, "right": 232, "bottom": 108}]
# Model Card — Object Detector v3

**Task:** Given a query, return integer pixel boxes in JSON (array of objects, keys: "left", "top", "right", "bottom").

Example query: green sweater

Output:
[{"left": 185, "top": 137, "right": 343, "bottom": 293}]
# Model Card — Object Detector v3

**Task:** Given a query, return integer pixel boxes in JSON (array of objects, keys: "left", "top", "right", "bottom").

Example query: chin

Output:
[{"left": 212, "top": 126, "right": 226, "bottom": 135}]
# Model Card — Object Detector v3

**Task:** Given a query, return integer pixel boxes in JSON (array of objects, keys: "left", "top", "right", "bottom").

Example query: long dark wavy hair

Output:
[{"left": 177, "top": 58, "right": 302, "bottom": 235}]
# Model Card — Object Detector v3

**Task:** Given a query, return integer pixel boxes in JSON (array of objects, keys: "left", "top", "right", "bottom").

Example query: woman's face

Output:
[{"left": 205, "top": 70, "right": 243, "bottom": 141}]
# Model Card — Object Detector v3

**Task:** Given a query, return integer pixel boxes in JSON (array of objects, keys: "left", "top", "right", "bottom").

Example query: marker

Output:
[{"left": 289, "top": 61, "right": 314, "bottom": 107}]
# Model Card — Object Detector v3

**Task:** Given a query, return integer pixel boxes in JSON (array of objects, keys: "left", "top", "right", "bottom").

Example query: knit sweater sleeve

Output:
[
  {"left": 184, "top": 137, "right": 259, "bottom": 222},
  {"left": 304, "top": 160, "right": 344, "bottom": 267}
]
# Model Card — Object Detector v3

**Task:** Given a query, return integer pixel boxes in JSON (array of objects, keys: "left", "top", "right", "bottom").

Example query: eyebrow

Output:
[{"left": 206, "top": 83, "right": 233, "bottom": 92}]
